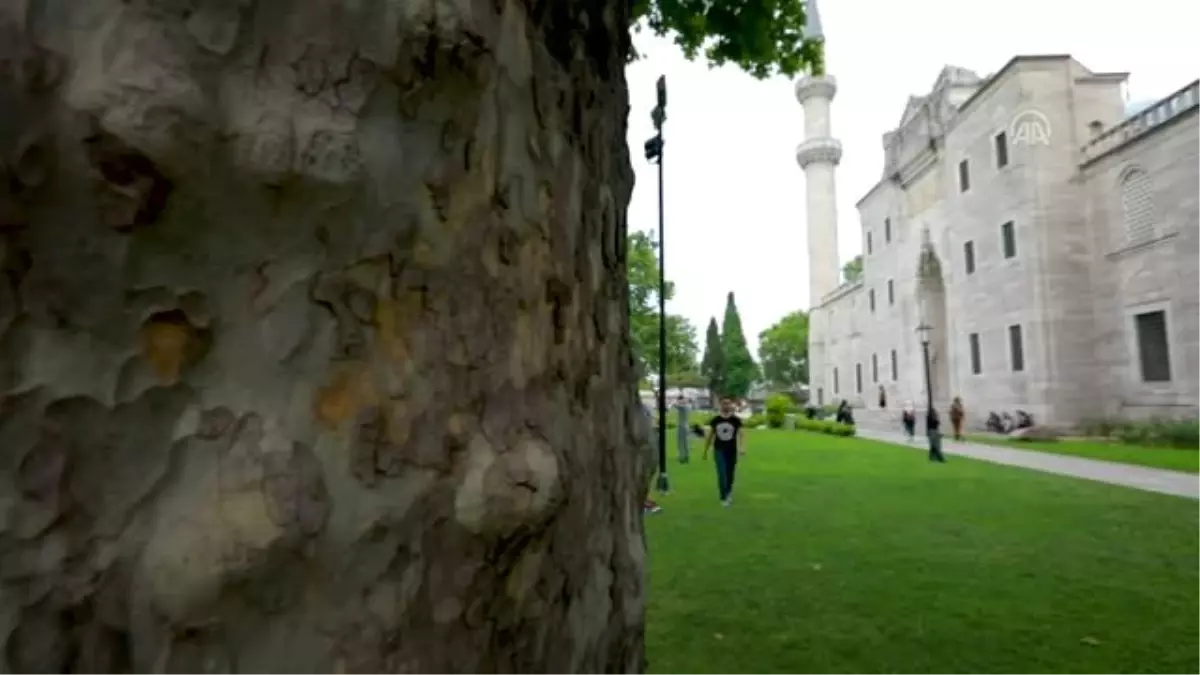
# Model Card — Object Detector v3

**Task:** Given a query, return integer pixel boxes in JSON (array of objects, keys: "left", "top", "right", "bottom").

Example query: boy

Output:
[
  {"left": 927, "top": 408, "right": 947, "bottom": 463},
  {"left": 703, "top": 396, "right": 746, "bottom": 507}
]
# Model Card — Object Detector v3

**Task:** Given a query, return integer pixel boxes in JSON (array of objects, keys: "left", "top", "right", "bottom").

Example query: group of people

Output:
[
  {"left": 643, "top": 395, "right": 747, "bottom": 514},
  {"left": 899, "top": 395, "right": 966, "bottom": 463}
]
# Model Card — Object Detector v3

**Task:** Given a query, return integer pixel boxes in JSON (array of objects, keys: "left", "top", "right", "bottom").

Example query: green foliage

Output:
[
  {"left": 758, "top": 310, "right": 809, "bottom": 388},
  {"left": 1079, "top": 417, "right": 1123, "bottom": 438},
  {"left": 664, "top": 314, "right": 701, "bottom": 375},
  {"left": 744, "top": 413, "right": 768, "bottom": 429},
  {"left": 1115, "top": 419, "right": 1199, "bottom": 449},
  {"left": 668, "top": 370, "right": 707, "bottom": 388},
  {"left": 700, "top": 317, "right": 725, "bottom": 397},
  {"left": 720, "top": 292, "right": 759, "bottom": 399},
  {"left": 765, "top": 393, "right": 791, "bottom": 429},
  {"left": 841, "top": 255, "right": 863, "bottom": 283},
  {"left": 796, "top": 418, "right": 856, "bottom": 437},
  {"left": 627, "top": 231, "right": 699, "bottom": 379},
  {"left": 1078, "top": 416, "right": 1199, "bottom": 450},
  {"left": 631, "top": 0, "right": 826, "bottom": 79}
]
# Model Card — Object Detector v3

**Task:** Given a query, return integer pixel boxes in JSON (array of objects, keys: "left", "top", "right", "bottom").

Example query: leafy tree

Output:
[
  {"left": 5, "top": 0, "right": 825, "bottom": 670},
  {"left": 700, "top": 317, "right": 725, "bottom": 400},
  {"left": 625, "top": 231, "right": 696, "bottom": 382},
  {"left": 663, "top": 314, "right": 700, "bottom": 376},
  {"left": 758, "top": 310, "right": 809, "bottom": 388},
  {"left": 720, "top": 292, "right": 759, "bottom": 399},
  {"left": 634, "top": 0, "right": 826, "bottom": 78},
  {"left": 667, "top": 370, "right": 707, "bottom": 389},
  {"left": 627, "top": 230, "right": 674, "bottom": 376},
  {"left": 842, "top": 254, "right": 863, "bottom": 283}
]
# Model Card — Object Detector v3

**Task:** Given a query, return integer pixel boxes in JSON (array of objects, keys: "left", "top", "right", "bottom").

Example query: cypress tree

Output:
[
  {"left": 720, "top": 292, "right": 759, "bottom": 399},
  {"left": 700, "top": 317, "right": 725, "bottom": 402}
]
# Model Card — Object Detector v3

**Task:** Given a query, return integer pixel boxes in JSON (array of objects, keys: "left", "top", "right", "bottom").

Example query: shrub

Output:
[
  {"left": 795, "top": 418, "right": 856, "bottom": 437},
  {"left": 765, "top": 394, "right": 791, "bottom": 429},
  {"left": 745, "top": 414, "right": 768, "bottom": 429},
  {"left": 1079, "top": 416, "right": 1122, "bottom": 438},
  {"left": 1115, "top": 418, "right": 1199, "bottom": 449}
]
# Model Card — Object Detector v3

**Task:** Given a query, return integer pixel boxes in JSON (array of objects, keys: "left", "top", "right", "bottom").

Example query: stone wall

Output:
[{"left": 1081, "top": 100, "right": 1200, "bottom": 419}]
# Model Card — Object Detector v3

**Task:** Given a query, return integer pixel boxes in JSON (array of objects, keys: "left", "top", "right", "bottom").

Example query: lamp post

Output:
[
  {"left": 644, "top": 76, "right": 669, "bottom": 494},
  {"left": 916, "top": 321, "right": 946, "bottom": 462},
  {"left": 916, "top": 322, "right": 934, "bottom": 417}
]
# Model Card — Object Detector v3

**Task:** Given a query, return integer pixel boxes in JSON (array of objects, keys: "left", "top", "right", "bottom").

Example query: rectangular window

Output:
[
  {"left": 867, "top": 231, "right": 873, "bottom": 255},
  {"left": 872, "top": 353, "right": 879, "bottom": 383},
  {"left": 1134, "top": 310, "right": 1171, "bottom": 382},
  {"left": 887, "top": 279, "right": 895, "bottom": 305},
  {"left": 817, "top": 387, "right": 824, "bottom": 406},
  {"left": 1008, "top": 324, "right": 1025, "bottom": 372},
  {"left": 958, "top": 159, "right": 970, "bottom": 192},
  {"left": 834, "top": 367, "right": 840, "bottom": 394},
  {"left": 1001, "top": 221, "right": 1017, "bottom": 259},
  {"left": 855, "top": 363, "right": 863, "bottom": 393},
  {"left": 890, "top": 349, "right": 898, "bottom": 381},
  {"left": 969, "top": 333, "right": 982, "bottom": 374},
  {"left": 964, "top": 241, "right": 976, "bottom": 275},
  {"left": 869, "top": 289, "right": 876, "bottom": 312},
  {"left": 994, "top": 131, "right": 1009, "bottom": 169},
  {"left": 884, "top": 218, "right": 892, "bottom": 243}
]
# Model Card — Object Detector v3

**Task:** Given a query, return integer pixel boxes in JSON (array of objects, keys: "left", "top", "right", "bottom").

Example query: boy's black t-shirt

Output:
[{"left": 708, "top": 414, "right": 742, "bottom": 453}]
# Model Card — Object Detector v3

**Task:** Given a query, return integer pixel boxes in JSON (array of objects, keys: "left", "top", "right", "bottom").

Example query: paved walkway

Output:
[{"left": 857, "top": 427, "right": 1199, "bottom": 500}]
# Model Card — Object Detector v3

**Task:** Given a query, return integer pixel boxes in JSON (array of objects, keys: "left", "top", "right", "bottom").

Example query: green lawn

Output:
[
  {"left": 646, "top": 431, "right": 1198, "bottom": 674},
  {"left": 966, "top": 435, "right": 1199, "bottom": 474}
]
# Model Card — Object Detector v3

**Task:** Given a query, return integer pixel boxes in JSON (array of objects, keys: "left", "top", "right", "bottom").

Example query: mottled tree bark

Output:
[{"left": 0, "top": 0, "right": 646, "bottom": 672}]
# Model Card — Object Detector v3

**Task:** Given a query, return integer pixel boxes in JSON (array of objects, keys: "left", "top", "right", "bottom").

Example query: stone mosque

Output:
[{"left": 795, "top": 55, "right": 1199, "bottom": 428}]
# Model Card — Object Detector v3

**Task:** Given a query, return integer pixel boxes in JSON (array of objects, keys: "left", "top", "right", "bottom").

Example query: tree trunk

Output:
[{"left": 0, "top": 0, "right": 646, "bottom": 672}]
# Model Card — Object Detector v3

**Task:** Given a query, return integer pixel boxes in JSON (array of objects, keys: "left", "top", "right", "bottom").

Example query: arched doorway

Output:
[{"left": 916, "top": 239, "right": 951, "bottom": 410}]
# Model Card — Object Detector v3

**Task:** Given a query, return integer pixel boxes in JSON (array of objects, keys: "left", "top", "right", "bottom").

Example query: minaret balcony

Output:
[
  {"left": 795, "top": 75, "right": 838, "bottom": 104},
  {"left": 795, "top": 137, "right": 843, "bottom": 169}
]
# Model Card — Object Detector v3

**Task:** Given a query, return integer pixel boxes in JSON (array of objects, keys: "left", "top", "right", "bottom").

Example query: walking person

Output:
[
  {"left": 674, "top": 395, "right": 692, "bottom": 464},
  {"left": 949, "top": 396, "right": 966, "bottom": 441},
  {"left": 927, "top": 407, "right": 947, "bottom": 463},
  {"left": 901, "top": 400, "right": 917, "bottom": 443},
  {"left": 639, "top": 402, "right": 663, "bottom": 514},
  {"left": 703, "top": 396, "right": 745, "bottom": 507}
]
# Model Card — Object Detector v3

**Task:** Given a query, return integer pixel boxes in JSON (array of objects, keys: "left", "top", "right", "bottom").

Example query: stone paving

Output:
[{"left": 857, "top": 427, "right": 1199, "bottom": 500}]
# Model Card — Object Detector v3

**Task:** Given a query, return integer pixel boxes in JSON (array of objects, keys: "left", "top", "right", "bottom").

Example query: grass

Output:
[
  {"left": 966, "top": 434, "right": 1199, "bottom": 474},
  {"left": 646, "top": 430, "right": 1198, "bottom": 674}
]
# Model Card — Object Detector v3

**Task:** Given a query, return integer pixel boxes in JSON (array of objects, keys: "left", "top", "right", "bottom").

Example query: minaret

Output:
[{"left": 795, "top": 75, "right": 843, "bottom": 308}]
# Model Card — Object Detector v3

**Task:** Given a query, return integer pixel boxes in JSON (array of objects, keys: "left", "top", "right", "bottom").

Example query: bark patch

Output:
[{"left": 139, "top": 309, "right": 211, "bottom": 383}]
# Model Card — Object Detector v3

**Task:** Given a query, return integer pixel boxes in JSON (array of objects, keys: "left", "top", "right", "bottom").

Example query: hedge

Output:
[
  {"left": 1078, "top": 417, "right": 1199, "bottom": 449},
  {"left": 795, "top": 418, "right": 856, "bottom": 437}
]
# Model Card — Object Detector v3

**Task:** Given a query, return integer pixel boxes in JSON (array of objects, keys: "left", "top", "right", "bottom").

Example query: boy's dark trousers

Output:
[
  {"left": 928, "top": 430, "right": 946, "bottom": 462},
  {"left": 714, "top": 448, "right": 738, "bottom": 500}
]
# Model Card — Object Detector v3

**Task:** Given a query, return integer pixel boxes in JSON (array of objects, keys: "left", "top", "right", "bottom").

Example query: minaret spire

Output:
[
  {"left": 795, "top": 73, "right": 842, "bottom": 308},
  {"left": 795, "top": 9, "right": 840, "bottom": 407}
]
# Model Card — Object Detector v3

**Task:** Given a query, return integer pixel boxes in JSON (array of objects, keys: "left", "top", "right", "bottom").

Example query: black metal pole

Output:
[
  {"left": 655, "top": 133, "right": 670, "bottom": 494},
  {"left": 921, "top": 339, "right": 933, "bottom": 427}
]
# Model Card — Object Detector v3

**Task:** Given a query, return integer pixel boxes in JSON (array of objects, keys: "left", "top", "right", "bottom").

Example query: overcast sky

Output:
[{"left": 624, "top": 0, "right": 1197, "bottom": 358}]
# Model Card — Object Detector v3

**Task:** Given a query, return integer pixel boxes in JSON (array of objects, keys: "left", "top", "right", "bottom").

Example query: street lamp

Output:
[
  {"left": 916, "top": 321, "right": 945, "bottom": 462},
  {"left": 916, "top": 321, "right": 933, "bottom": 416},
  {"left": 644, "top": 76, "right": 669, "bottom": 494}
]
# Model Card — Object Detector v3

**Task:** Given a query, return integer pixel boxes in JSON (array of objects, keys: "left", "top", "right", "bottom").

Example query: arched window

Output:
[{"left": 1120, "top": 168, "right": 1155, "bottom": 244}]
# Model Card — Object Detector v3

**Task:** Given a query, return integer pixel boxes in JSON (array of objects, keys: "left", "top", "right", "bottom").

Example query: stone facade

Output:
[{"left": 800, "top": 55, "right": 1199, "bottom": 428}]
